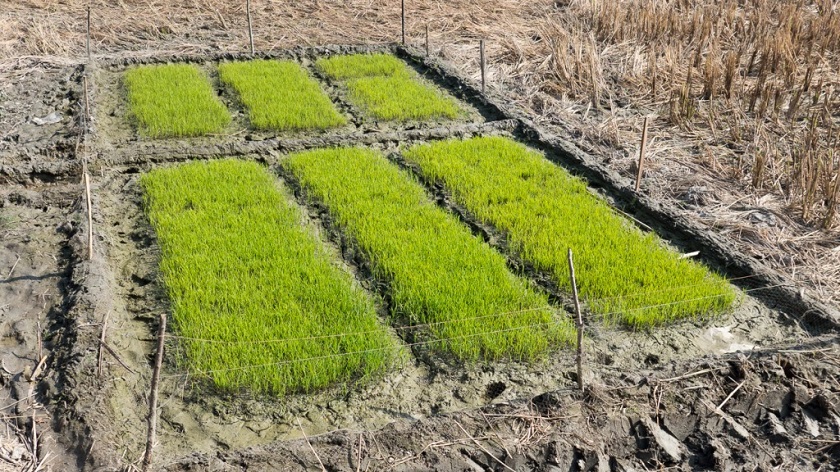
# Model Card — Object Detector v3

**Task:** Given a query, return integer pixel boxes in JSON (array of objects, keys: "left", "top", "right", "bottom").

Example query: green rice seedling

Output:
[
  {"left": 316, "top": 53, "right": 461, "bottom": 122},
  {"left": 315, "top": 53, "right": 406, "bottom": 79},
  {"left": 285, "top": 147, "right": 575, "bottom": 361},
  {"left": 403, "top": 136, "right": 737, "bottom": 327},
  {"left": 124, "top": 64, "right": 230, "bottom": 138},
  {"left": 346, "top": 75, "right": 461, "bottom": 121},
  {"left": 141, "top": 160, "right": 398, "bottom": 395},
  {"left": 218, "top": 60, "right": 346, "bottom": 131}
]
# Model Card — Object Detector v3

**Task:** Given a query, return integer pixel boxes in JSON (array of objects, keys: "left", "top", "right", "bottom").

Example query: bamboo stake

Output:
[
  {"left": 635, "top": 116, "right": 650, "bottom": 192},
  {"left": 401, "top": 0, "right": 406, "bottom": 45},
  {"left": 568, "top": 249, "right": 584, "bottom": 391},
  {"left": 480, "top": 39, "right": 486, "bottom": 94},
  {"left": 83, "top": 75, "right": 90, "bottom": 131},
  {"left": 86, "top": 6, "right": 91, "bottom": 60},
  {"left": 425, "top": 24, "right": 429, "bottom": 56},
  {"left": 246, "top": 0, "right": 254, "bottom": 54},
  {"left": 83, "top": 172, "right": 93, "bottom": 260},
  {"left": 142, "top": 313, "right": 167, "bottom": 472}
]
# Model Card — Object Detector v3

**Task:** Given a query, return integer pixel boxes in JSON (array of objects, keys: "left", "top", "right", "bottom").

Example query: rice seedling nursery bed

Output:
[
  {"left": 91, "top": 49, "right": 486, "bottom": 153},
  {"left": 285, "top": 147, "right": 574, "bottom": 361},
  {"left": 316, "top": 53, "right": 463, "bottom": 122},
  {"left": 16, "top": 44, "right": 837, "bottom": 472},
  {"left": 218, "top": 60, "right": 346, "bottom": 131},
  {"left": 141, "top": 159, "right": 398, "bottom": 394},
  {"left": 403, "top": 136, "right": 737, "bottom": 327},
  {"left": 124, "top": 63, "right": 230, "bottom": 138}
]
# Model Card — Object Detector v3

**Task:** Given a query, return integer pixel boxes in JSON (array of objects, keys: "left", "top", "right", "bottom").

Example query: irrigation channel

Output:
[{"left": 1, "top": 43, "right": 839, "bottom": 471}]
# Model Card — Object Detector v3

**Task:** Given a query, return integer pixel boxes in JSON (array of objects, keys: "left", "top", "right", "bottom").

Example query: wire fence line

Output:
[
  {"left": 160, "top": 278, "right": 784, "bottom": 347},
  {"left": 154, "top": 282, "right": 789, "bottom": 380},
  {"left": 161, "top": 318, "right": 559, "bottom": 380}
]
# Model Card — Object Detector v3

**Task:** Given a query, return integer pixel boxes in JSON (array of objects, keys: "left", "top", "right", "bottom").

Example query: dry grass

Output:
[{"left": 1, "top": 0, "right": 837, "bottom": 306}]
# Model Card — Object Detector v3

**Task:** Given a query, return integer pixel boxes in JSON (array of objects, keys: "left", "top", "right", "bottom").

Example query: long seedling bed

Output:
[
  {"left": 141, "top": 159, "right": 398, "bottom": 394},
  {"left": 285, "top": 147, "right": 575, "bottom": 361},
  {"left": 316, "top": 53, "right": 461, "bottom": 122},
  {"left": 403, "top": 136, "right": 737, "bottom": 327},
  {"left": 124, "top": 63, "right": 231, "bottom": 138},
  {"left": 219, "top": 60, "right": 347, "bottom": 131}
]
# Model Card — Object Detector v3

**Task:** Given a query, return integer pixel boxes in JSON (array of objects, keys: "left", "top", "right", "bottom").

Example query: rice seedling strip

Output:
[
  {"left": 124, "top": 64, "right": 230, "bottom": 138},
  {"left": 219, "top": 60, "right": 346, "bottom": 131},
  {"left": 141, "top": 159, "right": 397, "bottom": 394},
  {"left": 316, "top": 54, "right": 461, "bottom": 122},
  {"left": 403, "top": 136, "right": 737, "bottom": 327},
  {"left": 285, "top": 147, "right": 575, "bottom": 361},
  {"left": 315, "top": 53, "right": 406, "bottom": 79}
]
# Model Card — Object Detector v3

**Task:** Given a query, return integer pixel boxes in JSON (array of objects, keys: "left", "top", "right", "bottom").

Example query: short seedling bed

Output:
[
  {"left": 219, "top": 60, "right": 347, "bottom": 131},
  {"left": 285, "top": 147, "right": 574, "bottom": 361},
  {"left": 124, "top": 63, "right": 231, "bottom": 137},
  {"left": 317, "top": 53, "right": 462, "bottom": 122},
  {"left": 141, "top": 159, "right": 398, "bottom": 394},
  {"left": 403, "top": 136, "right": 737, "bottom": 326}
]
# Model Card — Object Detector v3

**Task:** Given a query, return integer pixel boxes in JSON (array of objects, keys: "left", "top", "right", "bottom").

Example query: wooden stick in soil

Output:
[
  {"left": 246, "top": 0, "right": 255, "bottom": 55},
  {"left": 480, "top": 39, "right": 486, "bottom": 94},
  {"left": 568, "top": 248, "right": 584, "bottom": 391},
  {"left": 83, "top": 75, "right": 90, "bottom": 133},
  {"left": 86, "top": 6, "right": 91, "bottom": 60},
  {"left": 401, "top": 0, "right": 406, "bottom": 45},
  {"left": 97, "top": 311, "right": 110, "bottom": 377},
  {"left": 425, "top": 24, "right": 429, "bottom": 56},
  {"left": 83, "top": 172, "right": 93, "bottom": 260},
  {"left": 31, "top": 409, "right": 37, "bottom": 461},
  {"left": 634, "top": 116, "right": 650, "bottom": 192},
  {"left": 142, "top": 313, "right": 166, "bottom": 472}
]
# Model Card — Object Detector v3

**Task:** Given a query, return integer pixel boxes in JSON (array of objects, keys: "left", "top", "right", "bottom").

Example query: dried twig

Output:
[
  {"left": 6, "top": 255, "right": 20, "bottom": 280},
  {"left": 454, "top": 421, "right": 516, "bottom": 472},
  {"left": 97, "top": 311, "right": 110, "bottom": 377},
  {"left": 661, "top": 368, "right": 713, "bottom": 382},
  {"left": 716, "top": 380, "right": 745, "bottom": 411},
  {"left": 297, "top": 419, "right": 326, "bottom": 472}
]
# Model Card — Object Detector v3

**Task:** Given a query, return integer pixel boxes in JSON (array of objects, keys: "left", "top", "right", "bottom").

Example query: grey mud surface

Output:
[
  {"left": 0, "top": 60, "right": 82, "bottom": 186},
  {"left": 0, "top": 183, "right": 81, "bottom": 471},
  {"left": 1, "top": 44, "right": 839, "bottom": 472}
]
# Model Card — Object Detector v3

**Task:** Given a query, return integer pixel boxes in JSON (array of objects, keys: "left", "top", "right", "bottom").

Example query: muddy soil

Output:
[
  {"left": 165, "top": 341, "right": 840, "bottom": 471},
  {"left": 0, "top": 184, "right": 81, "bottom": 471},
  {"left": 0, "top": 59, "right": 82, "bottom": 184}
]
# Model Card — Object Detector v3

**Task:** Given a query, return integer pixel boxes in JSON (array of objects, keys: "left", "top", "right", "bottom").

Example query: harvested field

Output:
[{"left": 1, "top": 1, "right": 840, "bottom": 471}]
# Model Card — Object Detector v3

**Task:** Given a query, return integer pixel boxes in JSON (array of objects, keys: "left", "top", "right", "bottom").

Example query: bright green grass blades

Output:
[
  {"left": 403, "top": 136, "right": 737, "bottom": 327},
  {"left": 346, "top": 75, "right": 460, "bottom": 121},
  {"left": 141, "top": 160, "right": 397, "bottom": 395},
  {"left": 316, "top": 53, "right": 406, "bottom": 79},
  {"left": 124, "top": 64, "right": 230, "bottom": 138},
  {"left": 316, "top": 53, "right": 461, "bottom": 122},
  {"left": 219, "top": 60, "right": 346, "bottom": 131},
  {"left": 285, "top": 147, "right": 574, "bottom": 361}
]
